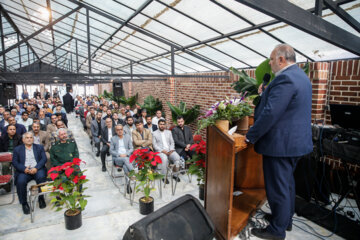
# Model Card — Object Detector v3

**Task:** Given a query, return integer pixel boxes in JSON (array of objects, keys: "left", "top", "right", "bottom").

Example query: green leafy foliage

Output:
[
  {"left": 118, "top": 93, "right": 138, "bottom": 108},
  {"left": 141, "top": 95, "right": 163, "bottom": 116},
  {"left": 167, "top": 101, "right": 200, "bottom": 125}
]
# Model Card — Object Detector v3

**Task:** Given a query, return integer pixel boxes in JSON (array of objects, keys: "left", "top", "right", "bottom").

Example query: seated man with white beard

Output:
[{"left": 152, "top": 119, "right": 181, "bottom": 184}]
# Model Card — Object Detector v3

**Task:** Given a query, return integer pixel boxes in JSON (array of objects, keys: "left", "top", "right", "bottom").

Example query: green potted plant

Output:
[
  {"left": 117, "top": 93, "right": 138, "bottom": 108},
  {"left": 129, "top": 149, "right": 163, "bottom": 215},
  {"left": 141, "top": 95, "right": 163, "bottom": 116},
  {"left": 167, "top": 101, "right": 200, "bottom": 125},
  {"left": 47, "top": 158, "right": 89, "bottom": 230},
  {"left": 197, "top": 95, "right": 252, "bottom": 132},
  {"left": 187, "top": 135, "right": 206, "bottom": 200},
  {"left": 231, "top": 59, "right": 309, "bottom": 106}
]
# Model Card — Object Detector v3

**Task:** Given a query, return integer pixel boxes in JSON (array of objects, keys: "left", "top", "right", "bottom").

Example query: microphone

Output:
[{"left": 262, "top": 73, "right": 271, "bottom": 93}]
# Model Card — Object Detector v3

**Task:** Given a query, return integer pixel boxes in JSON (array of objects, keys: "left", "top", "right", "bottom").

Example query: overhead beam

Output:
[
  {"left": 235, "top": 0, "right": 360, "bottom": 56},
  {"left": 37, "top": 38, "right": 73, "bottom": 62},
  {"left": 0, "top": 6, "right": 81, "bottom": 57},
  {"left": 0, "top": 72, "right": 230, "bottom": 79},
  {"left": 323, "top": 0, "right": 360, "bottom": 33},
  {"left": 315, "top": 0, "right": 323, "bottom": 16},
  {"left": 0, "top": 12, "right": 6, "bottom": 70},
  {"left": 86, "top": 8, "right": 91, "bottom": 74},
  {"left": 0, "top": 4, "right": 40, "bottom": 60}
]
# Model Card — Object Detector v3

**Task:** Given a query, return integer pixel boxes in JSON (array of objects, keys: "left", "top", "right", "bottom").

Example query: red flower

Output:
[
  {"left": 73, "top": 158, "right": 82, "bottom": 165},
  {"left": 154, "top": 155, "right": 162, "bottom": 164},
  {"left": 150, "top": 160, "right": 157, "bottom": 166},
  {"left": 80, "top": 175, "right": 86, "bottom": 180},
  {"left": 73, "top": 175, "right": 79, "bottom": 184},
  {"left": 59, "top": 184, "right": 64, "bottom": 190},
  {"left": 190, "top": 143, "right": 198, "bottom": 151},
  {"left": 60, "top": 162, "right": 73, "bottom": 170},
  {"left": 50, "top": 172, "right": 59, "bottom": 180},
  {"left": 129, "top": 154, "right": 136, "bottom": 163},
  {"left": 65, "top": 167, "right": 74, "bottom": 177},
  {"left": 193, "top": 135, "right": 202, "bottom": 142}
]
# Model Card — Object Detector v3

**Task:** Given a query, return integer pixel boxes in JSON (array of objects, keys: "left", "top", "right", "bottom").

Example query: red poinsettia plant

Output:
[
  {"left": 129, "top": 149, "right": 163, "bottom": 202},
  {"left": 47, "top": 158, "right": 89, "bottom": 216},
  {"left": 187, "top": 135, "right": 206, "bottom": 186}
]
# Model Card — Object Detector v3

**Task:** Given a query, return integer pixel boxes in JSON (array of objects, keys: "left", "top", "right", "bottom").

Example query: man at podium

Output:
[{"left": 245, "top": 44, "right": 313, "bottom": 240}]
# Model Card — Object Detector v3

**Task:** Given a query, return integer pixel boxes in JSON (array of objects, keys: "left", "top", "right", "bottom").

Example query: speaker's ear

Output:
[{"left": 123, "top": 194, "right": 215, "bottom": 240}]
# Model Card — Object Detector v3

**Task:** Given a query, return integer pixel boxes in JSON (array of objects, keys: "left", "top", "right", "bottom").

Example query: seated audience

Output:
[
  {"left": 12, "top": 132, "right": 47, "bottom": 214},
  {"left": 112, "top": 113, "right": 124, "bottom": 126},
  {"left": 50, "top": 129, "right": 79, "bottom": 167},
  {"left": 152, "top": 119, "right": 181, "bottom": 181},
  {"left": 46, "top": 114, "right": 58, "bottom": 133},
  {"left": 38, "top": 110, "right": 51, "bottom": 126},
  {"left": 100, "top": 118, "right": 115, "bottom": 172},
  {"left": 1, "top": 116, "right": 27, "bottom": 137},
  {"left": 29, "top": 117, "right": 47, "bottom": 131},
  {"left": 172, "top": 116, "right": 194, "bottom": 160},
  {"left": 132, "top": 120, "right": 153, "bottom": 151},
  {"left": 110, "top": 124, "right": 134, "bottom": 192},
  {"left": 125, "top": 105, "right": 134, "bottom": 116},
  {"left": 140, "top": 109, "right": 147, "bottom": 125},
  {"left": 91, "top": 111, "right": 103, "bottom": 157},
  {"left": 86, "top": 107, "right": 96, "bottom": 137},
  {"left": 0, "top": 110, "right": 10, "bottom": 130},
  {"left": 29, "top": 122, "right": 50, "bottom": 163},
  {"left": 152, "top": 110, "right": 165, "bottom": 127},
  {"left": 123, "top": 116, "right": 136, "bottom": 141},
  {"left": 49, "top": 120, "right": 74, "bottom": 145},
  {"left": 17, "top": 112, "right": 33, "bottom": 131},
  {"left": 144, "top": 115, "right": 158, "bottom": 133},
  {"left": 10, "top": 108, "right": 21, "bottom": 122},
  {"left": 118, "top": 107, "right": 126, "bottom": 120},
  {"left": 0, "top": 124, "right": 22, "bottom": 153}
]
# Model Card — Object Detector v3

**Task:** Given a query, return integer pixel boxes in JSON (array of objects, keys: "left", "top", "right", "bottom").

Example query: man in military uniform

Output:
[{"left": 50, "top": 128, "right": 79, "bottom": 167}]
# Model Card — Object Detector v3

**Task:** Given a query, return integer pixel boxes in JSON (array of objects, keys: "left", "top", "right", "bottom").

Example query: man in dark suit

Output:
[
  {"left": 171, "top": 116, "right": 194, "bottom": 160},
  {"left": 63, "top": 92, "right": 74, "bottom": 114},
  {"left": 245, "top": 44, "right": 313, "bottom": 240},
  {"left": 1, "top": 116, "right": 27, "bottom": 137},
  {"left": 12, "top": 132, "right": 47, "bottom": 214},
  {"left": 100, "top": 117, "right": 115, "bottom": 172},
  {"left": 144, "top": 115, "right": 158, "bottom": 133}
]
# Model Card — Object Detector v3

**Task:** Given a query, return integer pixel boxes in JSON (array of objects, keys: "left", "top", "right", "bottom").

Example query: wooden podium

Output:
[{"left": 205, "top": 126, "right": 266, "bottom": 240}]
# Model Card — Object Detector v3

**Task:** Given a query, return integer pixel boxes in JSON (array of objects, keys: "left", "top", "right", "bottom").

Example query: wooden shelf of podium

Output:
[{"left": 205, "top": 126, "right": 266, "bottom": 240}]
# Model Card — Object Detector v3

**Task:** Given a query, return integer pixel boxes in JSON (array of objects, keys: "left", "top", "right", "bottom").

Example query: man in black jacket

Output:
[
  {"left": 171, "top": 116, "right": 194, "bottom": 160},
  {"left": 63, "top": 92, "right": 74, "bottom": 114}
]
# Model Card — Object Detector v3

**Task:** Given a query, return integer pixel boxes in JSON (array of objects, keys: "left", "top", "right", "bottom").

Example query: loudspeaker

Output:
[
  {"left": 123, "top": 194, "right": 215, "bottom": 240},
  {"left": 113, "top": 82, "right": 123, "bottom": 97},
  {"left": 66, "top": 83, "right": 72, "bottom": 92},
  {"left": 3, "top": 83, "right": 16, "bottom": 99}
]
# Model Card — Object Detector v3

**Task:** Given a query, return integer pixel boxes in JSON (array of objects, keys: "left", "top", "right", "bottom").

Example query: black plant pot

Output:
[
  {"left": 139, "top": 196, "right": 154, "bottom": 215},
  {"left": 199, "top": 184, "right": 205, "bottom": 200},
  {"left": 64, "top": 209, "right": 82, "bottom": 230}
]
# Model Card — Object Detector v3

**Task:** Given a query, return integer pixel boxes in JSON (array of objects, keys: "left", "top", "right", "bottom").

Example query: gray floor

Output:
[{"left": 0, "top": 114, "right": 355, "bottom": 239}]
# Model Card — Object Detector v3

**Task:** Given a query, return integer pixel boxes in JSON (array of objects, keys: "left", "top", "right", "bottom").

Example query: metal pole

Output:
[
  {"left": 0, "top": 12, "right": 6, "bottom": 71},
  {"left": 76, "top": 39, "right": 79, "bottom": 73},
  {"left": 86, "top": 8, "right": 91, "bottom": 74},
  {"left": 171, "top": 46, "right": 175, "bottom": 75},
  {"left": 130, "top": 61, "right": 133, "bottom": 80},
  {"left": 17, "top": 33, "right": 22, "bottom": 69},
  {"left": 27, "top": 45, "right": 30, "bottom": 65}
]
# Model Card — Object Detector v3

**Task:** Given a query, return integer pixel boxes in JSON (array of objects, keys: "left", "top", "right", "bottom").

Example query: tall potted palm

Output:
[
  {"left": 141, "top": 95, "right": 163, "bottom": 116},
  {"left": 129, "top": 149, "right": 163, "bottom": 215},
  {"left": 167, "top": 101, "right": 200, "bottom": 125},
  {"left": 48, "top": 158, "right": 89, "bottom": 230}
]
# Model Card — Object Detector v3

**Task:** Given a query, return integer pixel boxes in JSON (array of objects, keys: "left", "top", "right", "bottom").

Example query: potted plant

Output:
[
  {"left": 197, "top": 95, "right": 252, "bottom": 132},
  {"left": 47, "top": 158, "right": 89, "bottom": 230},
  {"left": 167, "top": 101, "right": 200, "bottom": 125},
  {"left": 187, "top": 135, "right": 206, "bottom": 200},
  {"left": 129, "top": 149, "right": 163, "bottom": 215},
  {"left": 141, "top": 95, "right": 163, "bottom": 116}
]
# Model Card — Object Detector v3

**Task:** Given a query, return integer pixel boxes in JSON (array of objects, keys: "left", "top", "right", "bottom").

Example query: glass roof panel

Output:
[
  {"left": 130, "top": 14, "right": 195, "bottom": 46},
  {"left": 83, "top": 0, "right": 134, "bottom": 20},
  {"left": 211, "top": 0, "right": 274, "bottom": 25},
  {"left": 162, "top": 0, "right": 252, "bottom": 34}
]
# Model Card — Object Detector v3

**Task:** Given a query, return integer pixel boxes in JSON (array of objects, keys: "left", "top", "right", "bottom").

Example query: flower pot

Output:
[
  {"left": 139, "top": 196, "right": 154, "bottom": 215},
  {"left": 215, "top": 120, "right": 229, "bottom": 132},
  {"left": 64, "top": 209, "right": 82, "bottom": 230},
  {"left": 199, "top": 184, "right": 205, "bottom": 201},
  {"left": 237, "top": 116, "right": 249, "bottom": 131}
]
